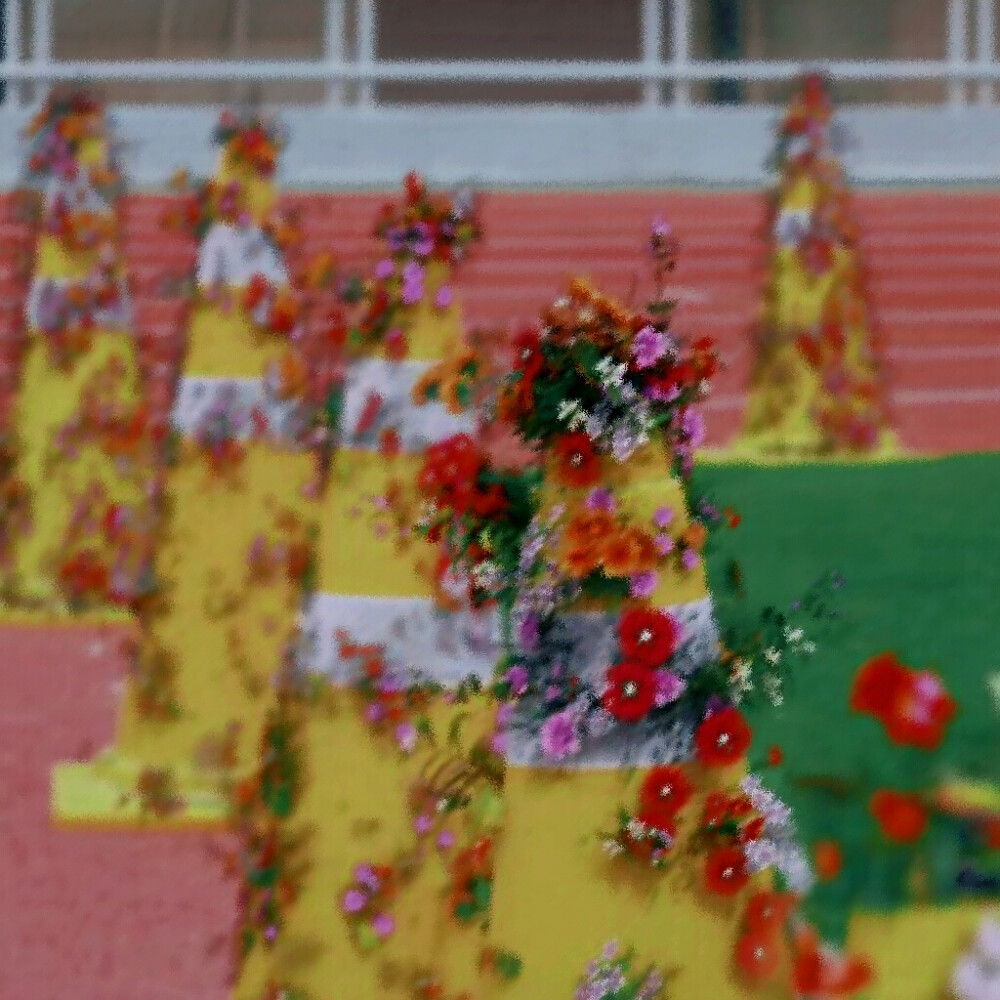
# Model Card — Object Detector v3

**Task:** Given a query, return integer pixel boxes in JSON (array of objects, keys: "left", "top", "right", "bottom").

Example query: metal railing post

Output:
[
  {"left": 948, "top": 0, "right": 970, "bottom": 107},
  {"left": 976, "top": 0, "right": 995, "bottom": 104},
  {"left": 31, "top": 0, "right": 52, "bottom": 104},
  {"left": 641, "top": 0, "right": 663, "bottom": 107},
  {"left": 324, "top": 0, "right": 345, "bottom": 105},
  {"left": 357, "top": 0, "right": 376, "bottom": 107},
  {"left": 2, "top": 0, "right": 23, "bottom": 106},
  {"left": 671, "top": 0, "right": 691, "bottom": 107}
]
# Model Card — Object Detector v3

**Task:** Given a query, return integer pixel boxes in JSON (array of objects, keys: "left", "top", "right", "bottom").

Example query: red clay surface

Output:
[{"left": 0, "top": 625, "right": 235, "bottom": 1000}]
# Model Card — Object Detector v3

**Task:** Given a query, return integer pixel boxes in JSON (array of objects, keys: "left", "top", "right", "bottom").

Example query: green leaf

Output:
[
  {"left": 266, "top": 783, "right": 295, "bottom": 819},
  {"left": 356, "top": 923, "right": 380, "bottom": 951},
  {"left": 494, "top": 950, "right": 524, "bottom": 980},
  {"left": 471, "top": 876, "right": 493, "bottom": 911},
  {"left": 248, "top": 864, "right": 279, "bottom": 889},
  {"left": 470, "top": 787, "right": 506, "bottom": 832},
  {"left": 454, "top": 901, "right": 478, "bottom": 923}
]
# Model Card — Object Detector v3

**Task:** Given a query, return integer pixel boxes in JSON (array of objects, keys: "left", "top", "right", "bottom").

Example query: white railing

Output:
[{"left": 0, "top": 0, "right": 997, "bottom": 109}]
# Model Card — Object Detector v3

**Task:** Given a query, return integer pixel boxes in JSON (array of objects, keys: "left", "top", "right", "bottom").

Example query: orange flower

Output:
[
  {"left": 813, "top": 840, "right": 843, "bottom": 881},
  {"left": 870, "top": 790, "right": 928, "bottom": 844},
  {"left": 734, "top": 928, "right": 782, "bottom": 982},
  {"left": 563, "top": 510, "right": 615, "bottom": 552},
  {"left": 681, "top": 522, "right": 708, "bottom": 552},
  {"left": 602, "top": 528, "right": 649, "bottom": 578},
  {"left": 559, "top": 543, "right": 600, "bottom": 579}
]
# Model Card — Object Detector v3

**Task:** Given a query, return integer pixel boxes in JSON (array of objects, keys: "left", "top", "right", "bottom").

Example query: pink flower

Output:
[
  {"left": 437, "top": 829, "right": 455, "bottom": 850},
  {"left": 632, "top": 325, "right": 669, "bottom": 369},
  {"left": 374, "top": 258, "right": 395, "bottom": 280},
  {"left": 342, "top": 888, "right": 367, "bottom": 913},
  {"left": 414, "top": 814, "right": 433, "bottom": 836},
  {"left": 505, "top": 665, "right": 529, "bottom": 696},
  {"left": 655, "top": 534, "right": 675, "bottom": 556},
  {"left": 654, "top": 670, "right": 686, "bottom": 707},
  {"left": 653, "top": 506, "right": 674, "bottom": 529},
  {"left": 681, "top": 548, "right": 700, "bottom": 571},
  {"left": 434, "top": 284, "right": 454, "bottom": 309},
  {"left": 365, "top": 702, "right": 386, "bottom": 723},
  {"left": 539, "top": 708, "right": 580, "bottom": 761},
  {"left": 629, "top": 571, "right": 658, "bottom": 598},
  {"left": 586, "top": 487, "right": 616, "bottom": 512},
  {"left": 371, "top": 913, "right": 395, "bottom": 938},
  {"left": 395, "top": 722, "right": 418, "bottom": 753}
]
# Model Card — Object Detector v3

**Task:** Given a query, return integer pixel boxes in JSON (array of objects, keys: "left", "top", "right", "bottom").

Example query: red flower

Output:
[
  {"left": 850, "top": 653, "right": 909, "bottom": 719},
  {"left": 417, "top": 434, "right": 482, "bottom": 513},
  {"left": 702, "top": 791, "right": 732, "bottom": 831},
  {"left": 469, "top": 483, "right": 507, "bottom": 519},
  {"left": 639, "top": 765, "right": 694, "bottom": 820},
  {"left": 791, "top": 925, "right": 873, "bottom": 997},
  {"left": 617, "top": 607, "right": 680, "bottom": 668},
  {"left": 739, "top": 815, "right": 767, "bottom": 845},
  {"left": 814, "top": 840, "right": 844, "bottom": 882},
  {"left": 743, "top": 891, "right": 795, "bottom": 933},
  {"left": 404, "top": 170, "right": 425, "bottom": 205},
  {"left": 767, "top": 745, "right": 784, "bottom": 767},
  {"left": 704, "top": 846, "right": 750, "bottom": 896},
  {"left": 602, "top": 661, "right": 656, "bottom": 723},
  {"left": 511, "top": 327, "right": 543, "bottom": 379},
  {"left": 870, "top": 790, "right": 928, "bottom": 844},
  {"left": 553, "top": 432, "right": 600, "bottom": 489},
  {"left": 882, "top": 670, "right": 956, "bottom": 751},
  {"left": 694, "top": 708, "right": 752, "bottom": 767},
  {"left": 635, "top": 807, "right": 678, "bottom": 841},
  {"left": 734, "top": 929, "right": 782, "bottom": 982}
]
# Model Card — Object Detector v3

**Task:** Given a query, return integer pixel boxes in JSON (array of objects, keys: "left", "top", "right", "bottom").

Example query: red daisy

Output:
[
  {"left": 734, "top": 929, "right": 782, "bottom": 982},
  {"left": 617, "top": 607, "right": 680, "bottom": 668},
  {"left": 694, "top": 708, "right": 753, "bottom": 767},
  {"left": 553, "top": 432, "right": 600, "bottom": 489},
  {"left": 743, "top": 891, "right": 795, "bottom": 934},
  {"left": 849, "top": 652, "right": 909, "bottom": 719},
  {"left": 635, "top": 807, "right": 678, "bottom": 842},
  {"left": 869, "top": 790, "right": 928, "bottom": 844},
  {"left": 704, "top": 845, "right": 750, "bottom": 897},
  {"left": 639, "top": 765, "right": 694, "bottom": 820},
  {"left": 602, "top": 661, "right": 656, "bottom": 724}
]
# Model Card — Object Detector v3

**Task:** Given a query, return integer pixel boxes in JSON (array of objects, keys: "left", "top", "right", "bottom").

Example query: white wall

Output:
[{"left": 2, "top": 105, "right": 1000, "bottom": 189}]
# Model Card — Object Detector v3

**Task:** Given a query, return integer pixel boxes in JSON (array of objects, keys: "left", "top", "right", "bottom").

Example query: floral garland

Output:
[{"left": 338, "top": 172, "right": 483, "bottom": 360}]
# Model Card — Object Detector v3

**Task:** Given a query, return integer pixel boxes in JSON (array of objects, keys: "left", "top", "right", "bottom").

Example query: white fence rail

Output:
[{"left": 0, "top": 0, "right": 998, "bottom": 108}]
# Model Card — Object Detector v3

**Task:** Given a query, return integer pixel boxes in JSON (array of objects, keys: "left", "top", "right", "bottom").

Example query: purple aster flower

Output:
[
  {"left": 704, "top": 695, "right": 729, "bottom": 718},
  {"left": 655, "top": 533, "right": 675, "bottom": 556},
  {"left": 585, "top": 487, "right": 616, "bottom": 512},
  {"left": 539, "top": 708, "right": 580, "bottom": 761},
  {"left": 632, "top": 325, "right": 669, "bottom": 369},
  {"left": 681, "top": 408, "right": 706, "bottom": 448},
  {"left": 544, "top": 685, "right": 562, "bottom": 701},
  {"left": 365, "top": 702, "right": 386, "bottom": 724},
  {"left": 395, "top": 722, "right": 418, "bottom": 753},
  {"left": 629, "top": 571, "right": 658, "bottom": 598},
  {"left": 433, "top": 284, "right": 454, "bottom": 309},
  {"left": 436, "top": 829, "right": 455, "bottom": 850},
  {"left": 505, "top": 665, "right": 529, "bottom": 696},
  {"left": 414, "top": 814, "right": 433, "bottom": 836},
  {"left": 653, "top": 506, "right": 675, "bottom": 529},
  {"left": 490, "top": 731, "right": 507, "bottom": 755},
  {"left": 653, "top": 670, "right": 686, "bottom": 707},
  {"left": 353, "top": 864, "right": 381, "bottom": 892},
  {"left": 342, "top": 888, "right": 367, "bottom": 914},
  {"left": 374, "top": 258, "right": 395, "bottom": 280},
  {"left": 496, "top": 703, "right": 516, "bottom": 728},
  {"left": 263, "top": 924, "right": 278, "bottom": 943},
  {"left": 681, "top": 548, "right": 699, "bottom": 571},
  {"left": 518, "top": 614, "right": 540, "bottom": 653},
  {"left": 412, "top": 222, "right": 434, "bottom": 257},
  {"left": 387, "top": 227, "right": 406, "bottom": 251},
  {"left": 371, "top": 913, "right": 396, "bottom": 938}
]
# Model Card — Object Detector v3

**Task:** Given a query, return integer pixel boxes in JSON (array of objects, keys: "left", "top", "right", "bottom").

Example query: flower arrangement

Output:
[
  {"left": 338, "top": 172, "right": 483, "bottom": 359},
  {"left": 411, "top": 344, "right": 492, "bottom": 416},
  {"left": 44, "top": 194, "right": 118, "bottom": 254},
  {"left": 573, "top": 941, "right": 664, "bottom": 1000},
  {"left": 213, "top": 109, "right": 285, "bottom": 179},
  {"left": 496, "top": 276, "right": 718, "bottom": 480},
  {"left": 163, "top": 173, "right": 246, "bottom": 243}
]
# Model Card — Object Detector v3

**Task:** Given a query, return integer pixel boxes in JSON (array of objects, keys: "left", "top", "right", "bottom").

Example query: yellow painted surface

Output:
[{"left": 182, "top": 301, "right": 286, "bottom": 379}]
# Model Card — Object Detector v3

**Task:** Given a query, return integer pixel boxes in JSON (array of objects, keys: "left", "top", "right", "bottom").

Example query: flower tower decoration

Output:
[
  {"left": 734, "top": 72, "right": 899, "bottom": 459},
  {"left": 299, "top": 171, "right": 494, "bottom": 685},
  {"left": 51, "top": 109, "right": 330, "bottom": 826},
  {"left": 1, "top": 87, "right": 156, "bottom": 613}
]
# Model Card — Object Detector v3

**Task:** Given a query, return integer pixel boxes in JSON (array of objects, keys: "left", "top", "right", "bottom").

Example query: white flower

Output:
[
  {"left": 802, "top": 640, "right": 817, "bottom": 655},
  {"left": 763, "top": 647, "right": 782, "bottom": 666},
  {"left": 763, "top": 674, "right": 783, "bottom": 706},
  {"left": 626, "top": 818, "right": 646, "bottom": 840},
  {"left": 557, "top": 399, "right": 582, "bottom": 423},
  {"left": 784, "top": 627, "right": 804, "bottom": 643},
  {"left": 602, "top": 838, "right": 624, "bottom": 858}
]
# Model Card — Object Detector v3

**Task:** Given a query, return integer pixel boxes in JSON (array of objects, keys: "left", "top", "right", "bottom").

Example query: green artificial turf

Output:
[{"left": 692, "top": 452, "right": 1000, "bottom": 940}]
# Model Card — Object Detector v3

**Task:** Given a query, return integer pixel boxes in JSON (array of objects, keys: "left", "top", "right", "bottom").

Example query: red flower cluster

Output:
[
  {"left": 850, "top": 652, "right": 956, "bottom": 750},
  {"left": 733, "top": 891, "right": 796, "bottom": 982},
  {"left": 417, "top": 433, "right": 507, "bottom": 520},
  {"left": 601, "top": 608, "right": 682, "bottom": 724},
  {"left": 789, "top": 923, "right": 873, "bottom": 999},
  {"left": 869, "top": 789, "right": 928, "bottom": 844},
  {"left": 553, "top": 432, "right": 600, "bottom": 489}
]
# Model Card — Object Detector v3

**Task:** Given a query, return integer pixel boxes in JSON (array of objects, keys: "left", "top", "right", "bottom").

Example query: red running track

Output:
[{"left": 0, "top": 625, "right": 236, "bottom": 1000}]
